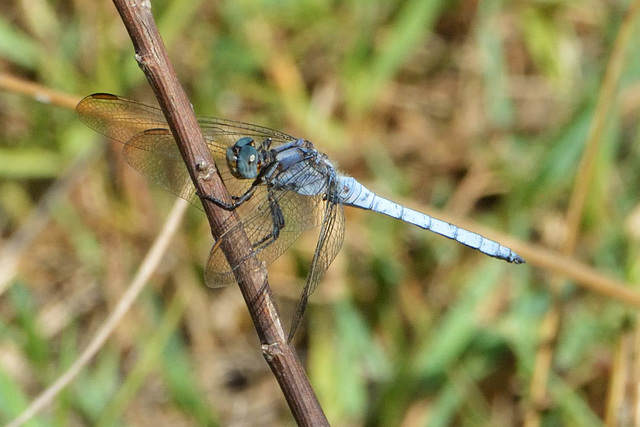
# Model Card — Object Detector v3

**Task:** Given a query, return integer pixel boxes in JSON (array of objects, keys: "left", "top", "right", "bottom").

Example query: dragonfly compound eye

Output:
[{"left": 227, "top": 137, "right": 259, "bottom": 179}]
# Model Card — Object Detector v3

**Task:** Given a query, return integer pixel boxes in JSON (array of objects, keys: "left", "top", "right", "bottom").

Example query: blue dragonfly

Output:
[{"left": 76, "top": 93, "right": 524, "bottom": 340}]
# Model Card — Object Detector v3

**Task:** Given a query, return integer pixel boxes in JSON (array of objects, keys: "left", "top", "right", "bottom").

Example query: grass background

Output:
[{"left": 1, "top": 0, "right": 640, "bottom": 425}]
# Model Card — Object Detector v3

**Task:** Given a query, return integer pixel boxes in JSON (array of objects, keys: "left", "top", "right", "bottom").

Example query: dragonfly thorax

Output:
[{"left": 226, "top": 137, "right": 260, "bottom": 179}]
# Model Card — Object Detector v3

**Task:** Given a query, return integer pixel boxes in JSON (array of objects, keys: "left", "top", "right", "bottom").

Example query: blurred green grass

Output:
[{"left": 1, "top": 0, "right": 640, "bottom": 425}]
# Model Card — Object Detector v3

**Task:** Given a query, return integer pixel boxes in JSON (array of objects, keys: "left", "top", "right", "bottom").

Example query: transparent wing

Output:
[
  {"left": 76, "top": 93, "right": 297, "bottom": 149},
  {"left": 75, "top": 93, "right": 300, "bottom": 208},
  {"left": 198, "top": 115, "right": 298, "bottom": 146},
  {"left": 76, "top": 93, "right": 171, "bottom": 145},
  {"left": 205, "top": 165, "right": 328, "bottom": 288},
  {"left": 287, "top": 185, "right": 346, "bottom": 342},
  {"left": 205, "top": 190, "right": 325, "bottom": 287},
  {"left": 123, "top": 129, "right": 254, "bottom": 206},
  {"left": 122, "top": 129, "right": 203, "bottom": 204}
]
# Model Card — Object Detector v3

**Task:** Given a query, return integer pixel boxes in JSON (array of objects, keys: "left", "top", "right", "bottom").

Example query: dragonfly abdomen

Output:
[{"left": 337, "top": 175, "right": 524, "bottom": 264}]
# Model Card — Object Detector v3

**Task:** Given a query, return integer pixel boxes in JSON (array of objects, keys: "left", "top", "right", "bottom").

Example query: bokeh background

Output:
[{"left": 2, "top": 0, "right": 640, "bottom": 425}]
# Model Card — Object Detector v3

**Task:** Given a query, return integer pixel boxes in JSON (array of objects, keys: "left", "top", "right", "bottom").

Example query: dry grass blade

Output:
[
  {"left": 6, "top": 198, "right": 189, "bottom": 427},
  {"left": 0, "top": 77, "right": 83, "bottom": 295},
  {"left": 525, "top": 2, "right": 640, "bottom": 425}
]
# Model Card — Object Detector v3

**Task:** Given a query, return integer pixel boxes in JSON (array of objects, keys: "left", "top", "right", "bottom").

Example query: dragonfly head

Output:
[{"left": 227, "top": 137, "right": 260, "bottom": 179}]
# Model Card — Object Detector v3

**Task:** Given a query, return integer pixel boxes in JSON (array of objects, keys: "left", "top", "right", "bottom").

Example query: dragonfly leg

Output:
[
  {"left": 258, "top": 137, "right": 272, "bottom": 150},
  {"left": 199, "top": 185, "right": 259, "bottom": 210},
  {"left": 200, "top": 160, "right": 279, "bottom": 210},
  {"left": 253, "top": 190, "right": 285, "bottom": 254}
]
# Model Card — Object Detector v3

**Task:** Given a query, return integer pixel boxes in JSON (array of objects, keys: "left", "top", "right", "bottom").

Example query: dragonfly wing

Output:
[
  {"left": 77, "top": 94, "right": 260, "bottom": 207},
  {"left": 78, "top": 93, "right": 299, "bottom": 150},
  {"left": 123, "top": 128, "right": 257, "bottom": 207},
  {"left": 205, "top": 187, "right": 325, "bottom": 288},
  {"left": 76, "top": 94, "right": 170, "bottom": 144},
  {"left": 122, "top": 129, "right": 202, "bottom": 205},
  {"left": 287, "top": 189, "right": 345, "bottom": 342},
  {"left": 198, "top": 116, "right": 297, "bottom": 149}
]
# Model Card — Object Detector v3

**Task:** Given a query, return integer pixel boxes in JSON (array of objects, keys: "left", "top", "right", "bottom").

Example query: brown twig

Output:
[{"left": 110, "top": 1, "right": 327, "bottom": 425}]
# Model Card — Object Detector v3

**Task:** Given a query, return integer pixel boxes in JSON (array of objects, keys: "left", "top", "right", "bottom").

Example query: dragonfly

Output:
[{"left": 76, "top": 93, "right": 524, "bottom": 341}]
